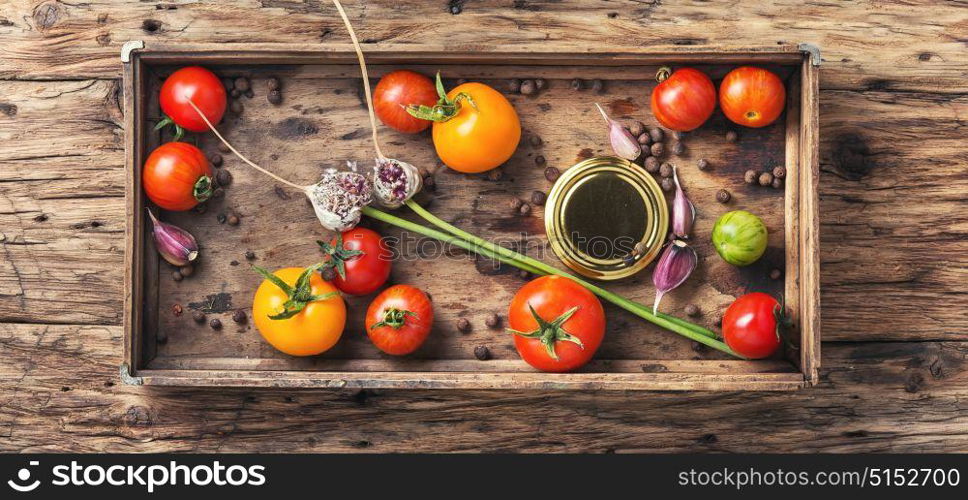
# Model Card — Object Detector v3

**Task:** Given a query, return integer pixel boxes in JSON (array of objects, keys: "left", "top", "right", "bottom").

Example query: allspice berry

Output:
[
  {"left": 510, "top": 198, "right": 524, "bottom": 212},
  {"left": 487, "top": 168, "right": 503, "bottom": 181},
  {"left": 660, "top": 177, "right": 674, "bottom": 192},
  {"left": 232, "top": 309, "right": 247, "bottom": 324},
  {"left": 744, "top": 169, "right": 759, "bottom": 185},
  {"left": 590, "top": 79, "right": 604, "bottom": 93},
  {"left": 227, "top": 214, "right": 239, "bottom": 226},
  {"left": 637, "top": 132, "right": 653, "bottom": 146},
  {"left": 217, "top": 142, "right": 231, "bottom": 153},
  {"left": 670, "top": 141, "right": 685, "bottom": 155},
  {"left": 484, "top": 313, "right": 500, "bottom": 328},
  {"left": 530, "top": 190, "right": 546, "bottom": 206},
  {"left": 628, "top": 121, "right": 646, "bottom": 137},
  {"left": 474, "top": 345, "right": 491, "bottom": 361},
  {"left": 508, "top": 78, "right": 521, "bottom": 93},
  {"left": 643, "top": 156, "right": 660, "bottom": 174},
  {"left": 266, "top": 77, "right": 280, "bottom": 91},
  {"left": 770, "top": 268, "right": 783, "bottom": 280},
  {"left": 216, "top": 168, "right": 232, "bottom": 187},
  {"left": 209, "top": 153, "right": 223, "bottom": 167},
  {"left": 773, "top": 166, "right": 787, "bottom": 179},
  {"left": 758, "top": 171, "right": 774, "bottom": 187},
  {"left": 772, "top": 177, "right": 784, "bottom": 189},
  {"left": 267, "top": 90, "right": 282, "bottom": 105},
  {"left": 659, "top": 162, "right": 674, "bottom": 178},
  {"left": 519, "top": 202, "right": 532, "bottom": 216},
  {"left": 650, "top": 142, "right": 665, "bottom": 157},
  {"left": 716, "top": 189, "right": 731, "bottom": 203},
  {"left": 230, "top": 99, "right": 243, "bottom": 114},
  {"left": 534, "top": 78, "right": 546, "bottom": 90},
  {"left": 685, "top": 304, "right": 701, "bottom": 317},
  {"left": 529, "top": 134, "right": 543, "bottom": 148},
  {"left": 544, "top": 166, "right": 560, "bottom": 182},
  {"left": 649, "top": 127, "right": 665, "bottom": 143},
  {"left": 233, "top": 77, "right": 250, "bottom": 92},
  {"left": 209, "top": 318, "right": 222, "bottom": 330},
  {"left": 244, "top": 250, "right": 256, "bottom": 260},
  {"left": 725, "top": 130, "right": 738, "bottom": 143},
  {"left": 179, "top": 265, "right": 194, "bottom": 277},
  {"left": 697, "top": 158, "right": 709, "bottom": 170},
  {"left": 457, "top": 318, "right": 471, "bottom": 333},
  {"left": 570, "top": 78, "right": 584, "bottom": 91},
  {"left": 534, "top": 154, "right": 546, "bottom": 166},
  {"left": 192, "top": 310, "right": 206, "bottom": 324},
  {"left": 172, "top": 270, "right": 183, "bottom": 282},
  {"left": 520, "top": 79, "right": 537, "bottom": 96}
]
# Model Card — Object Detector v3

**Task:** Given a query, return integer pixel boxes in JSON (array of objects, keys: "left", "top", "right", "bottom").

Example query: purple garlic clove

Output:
[
  {"left": 595, "top": 103, "right": 641, "bottom": 161},
  {"left": 671, "top": 164, "right": 696, "bottom": 239},
  {"left": 652, "top": 239, "right": 698, "bottom": 314},
  {"left": 146, "top": 209, "right": 198, "bottom": 267},
  {"left": 304, "top": 166, "right": 373, "bottom": 232},
  {"left": 373, "top": 157, "right": 422, "bottom": 209}
]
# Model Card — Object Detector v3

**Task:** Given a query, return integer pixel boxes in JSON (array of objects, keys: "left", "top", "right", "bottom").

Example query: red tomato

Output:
[
  {"left": 508, "top": 276, "right": 606, "bottom": 372},
  {"left": 318, "top": 227, "right": 391, "bottom": 296},
  {"left": 719, "top": 66, "right": 786, "bottom": 128},
  {"left": 373, "top": 70, "right": 438, "bottom": 133},
  {"left": 366, "top": 285, "right": 434, "bottom": 355},
  {"left": 159, "top": 66, "right": 227, "bottom": 133},
  {"left": 650, "top": 67, "right": 717, "bottom": 132},
  {"left": 722, "top": 292, "right": 783, "bottom": 359},
  {"left": 142, "top": 142, "right": 213, "bottom": 211}
]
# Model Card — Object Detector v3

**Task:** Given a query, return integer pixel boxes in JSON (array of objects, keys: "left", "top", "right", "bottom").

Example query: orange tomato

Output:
[
  {"left": 252, "top": 267, "right": 346, "bottom": 356},
  {"left": 719, "top": 66, "right": 786, "bottom": 128},
  {"left": 432, "top": 82, "right": 520, "bottom": 173}
]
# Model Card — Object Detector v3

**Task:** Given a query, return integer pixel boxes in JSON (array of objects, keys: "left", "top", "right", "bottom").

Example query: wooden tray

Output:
[{"left": 122, "top": 43, "right": 820, "bottom": 391}]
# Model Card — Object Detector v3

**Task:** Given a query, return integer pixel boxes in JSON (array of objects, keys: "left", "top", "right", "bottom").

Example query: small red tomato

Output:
[
  {"left": 366, "top": 285, "right": 434, "bottom": 355},
  {"left": 508, "top": 276, "right": 606, "bottom": 372},
  {"left": 318, "top": 227, "right": 391, "bottom": 296},
  {"left": 650, "top": 67, "right": 717, "bottom": 132},
  {"left": 721, "top": 292, "right": 783, "bottom": 359},
  {"left": 159, "top": 66, "right": 227, "bottom": 134},
  {"left": 373, "top": 70, "right": 438, "bottom": 133},
  {"left": 719, "top": 66, "right": 786, "bottom": 128},
  {"left": 142, "top": 142, "right": 213, "bottom": 211}
]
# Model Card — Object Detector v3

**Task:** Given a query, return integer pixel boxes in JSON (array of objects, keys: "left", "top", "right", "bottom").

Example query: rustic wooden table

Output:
[{"left": 0, "top": 1, "right": 965, "bottom": 453}]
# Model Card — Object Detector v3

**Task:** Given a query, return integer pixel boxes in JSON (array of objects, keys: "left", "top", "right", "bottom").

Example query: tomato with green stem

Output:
[
  {"left": 373, "top": 70, "right": 438, "bottom": 133},
  {"left": 507, "top": 275, "right": 606, "bottom": 372},
  {"left": 142, "top": 142, "right": 213, "bottom": 211},
  {"left": 252, "top": 263, "right": 346, "bottom": 357},
  {"left": 317, "top": 227, "right": 391, "bottom": 296},
  {"left": 721, "top": 292, "right": 784, "bottom": 359},
  {"left": 157, "top": 66, "right": 227, "bottom": 140},
  {"left": 407, "top": 72, "right": 520, "bottom": 173},
  {"left": 650, "top": 66, "right": 717, "bottom": 132},
  {"left": 366, "top": 285, "right": 434, "bottom": 355}
]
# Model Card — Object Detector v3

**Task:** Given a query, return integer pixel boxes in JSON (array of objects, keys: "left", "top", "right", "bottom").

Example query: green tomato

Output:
[{"left": 712, "top": 210, "right": 768, "bottom": 266}]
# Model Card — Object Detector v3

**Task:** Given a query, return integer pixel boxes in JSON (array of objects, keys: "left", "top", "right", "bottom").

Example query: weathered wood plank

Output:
[
  {"left": 0, "top": 1, "right": 965, "bottom": 92},
  {"left": 2, "top": 76, "right": 963, "bottom": 340},
  {"left": 0, "top": 323, "right": 964, "bottom": 452}
]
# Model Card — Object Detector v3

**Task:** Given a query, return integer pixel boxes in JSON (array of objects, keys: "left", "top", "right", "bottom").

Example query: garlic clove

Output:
[
  {"left": 671, "top": 165, "right": 696, "bottom": 239},
  {"left": 373, "top": 157, "right": 422, "bottom": 209},
  {"left": 304, "top": 168, "right": 373, "bottom": 232},
  {"left": 595, "top": 103, "right": 641, "bottom": 161},
  {"left": 652, "top": 239, "right": 698, "bottom": 314},
  {"left": 146, "top": 209, "right": 199, "bottom": 267}
]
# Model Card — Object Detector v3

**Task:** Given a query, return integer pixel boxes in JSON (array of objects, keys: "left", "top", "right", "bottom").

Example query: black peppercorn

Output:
[
  {"left": 457, "top": 318, "right": 471, "bottom": 333},
  {"left": 216, "top": 168, "right": 232, "bottom": 187},
  {"left": 519, "top": 203, "right": 532, "bottom": 216},
  {"left": 644, "top": 156, "right": 660, "bottom": 174},
  {"left": 570, "top": 78, "right": 584, "bottom": 91},
  {"left": 637, "top": 132, "right": 652, "bottom": 146},
  {"left": 660, "top": 177, "right": 674, "bottom": 192},
  {"left": 744, "top": 169, "right": 759, "bottom": 185},
  {"left": 508, "top": 78, "right": 521, "bottom": 93},
  {"left": 534, "top": 78, "right": 546, "bottom": 90},
  {"left": 590, "top": 79, "right": 604, "bottom": 93},
  {"left": 716, "top": 189, "right": 731, "bottom": 203},
  {"left": 227, "top": 214, "right": 239, "bottom": 226},
  {"left": 670, "top": 141, "right": 685, "bottom": 155},
  {"left": 697, "top": 158, "right": 709, "bottom": 170},
  {"left": 230, "top": 99, "right": 243, "bottom": 114},
  {"left": 530, "top": 190, "right": 546, "bottom": 206},
  {"left": 179, "top": 265, "right": 194, "bottom": 277},
  {"left": 267, "top": 77, "right": 280, "bottom": 91},
  {"left": 649, "top": 127, "right": 665, "bottom": 143},
  {"left": 659, "top": 162, "right": 673, "bottom": 178},
  {"left": 209, "top": 153, "right": 223, "bottom": 167},
  {"left": 474, "top": 345, "right": 491, "bottom": 361},
  {"left": 244, "top": 250, "right": 256, "bottom": 260},
  {"left": 519, "top": 79, "right": 536, "bottom": 96},
  {"left": 192, "top": 310, "right": 206, "bottom": 323},
  {"left": 758, "top": 171, "right": 774, "bottom": 186},
  {"left": 772, "top": 177, "right": 784, "bottom": 189},
  {"left": 650, "top": 142, "right": 665, "bottom": 157},
  {"left": 773, "top": 166, "right": 787, "bottom": 179},
  {"left": 544, "top": 166, "right": 560, "bottom": 182},
  {"left": 209, "top": 318, "right": 222, "bottom": 330},
  {"left": 232, "top": 309, "right": 246, "bottom": 324},
  {"left": 685, "top": 304, "right": 700, "bottom": 317},
  {"left": 172, "top": 270, "right": 183, "bottom": 282},
  {"left": 628, "top": 121, "right": 646, "bottom": 137},
  {"left": 529, "top": 134, "right": 543, "bottom": 148},
  {"left": 267, "top": 90, "right": 282, "bottom": 105},
  {"left": 770, "top": 268, "right": 783, "bottom": 280},
  {"left": 534, "top": 154, "right": 546, "bottom": 166},
  {"left": 484, "top": 313, "right": 500, "bottom": 328},
  {"left": 233, "top": 77, "right": 250, "bottom": 92},
  {"left": 725, "top": 130, "right": 738, "bottom": 143},
  {"left": 320, "top": 266, "right": 337, "bottom": 282}
]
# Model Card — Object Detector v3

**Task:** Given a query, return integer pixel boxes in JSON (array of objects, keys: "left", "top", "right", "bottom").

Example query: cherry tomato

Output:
[
  {"left": 159, "top": 66, "right": 227, "bottom": 134},
  {"left": 508, "top": 276, "right": 606, "bottom": 372},
  {"left": 318, "top": 227, "right": 392, "bottom": 296},
  {"left": 408, "top": 74, "right": 520, "bottom": 173},
  {"left": 373, "top": 70, "right": 438, "bottom": 133},
  {"left": 721, "top": 292, "right": 782, "bottom": 359},
  {"left": 650, "top": 67, "right": 717, "bottom": 132},
  {"left": 366, "top": 285, "right": 434, "bottom": 356},
  {"left": 252, "top": 265, "right": 346, "bottom": 357},
  {"left": 142, "top": 142, "right": 213, "bottom": 211},
  {"left": 719, "top": 66, "right": 786, "bottom": 128}
]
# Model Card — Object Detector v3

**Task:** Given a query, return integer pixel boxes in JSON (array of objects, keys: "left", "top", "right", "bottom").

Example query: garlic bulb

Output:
[{"left": 304, "top": 167, "right": 373, "bottom": 232}]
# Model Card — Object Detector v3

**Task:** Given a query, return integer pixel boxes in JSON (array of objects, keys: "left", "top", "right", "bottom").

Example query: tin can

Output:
[{"left": 544, "top": 156, "right": 668, "bottom": 280}]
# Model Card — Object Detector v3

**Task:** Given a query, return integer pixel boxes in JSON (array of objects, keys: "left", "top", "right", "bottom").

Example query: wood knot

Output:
[
  {"left": 32, "top": 2, "right": 60, "bottom": 31},
  {"left": 141, "top": 19, "right": 162, "bottom": 33},
  {"left": 272, "top": 117, "right": 320, "bottom": 140},
  {"left": 641, "top": 363, "right": 669, "bottom": 373},
  {"left": 904, "top": 371, "right": 925, "bottom": 393},
  {"left": 929, "top": 357, "right": 945, "bottom": 379},
  {"left": 697, "top": 433, "right": 718, "bottom": 444},
  {"left": 122, "top": 405, "right": 152, "bottom": 427},
  {"left": 828, "top": 132, "right": 875, "bottom": 180},
  {"left": 843, "top": 430, "right": 869, "bottom": 438},
  {"left": 0, "top": 103, "right": 17, "bottom": 117}
]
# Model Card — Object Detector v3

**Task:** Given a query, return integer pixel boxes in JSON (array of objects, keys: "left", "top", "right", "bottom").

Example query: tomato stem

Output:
[
  {"left": 193, "top": 175, "right": 213, "bottom": 202},
  {"left": 405, "top": 72, "right": 476, "bottom": 123},
  {"left": 507, "top": 305, "right": 584, "bottom": 361},
  {"left": 656, "top": 66, "right": 672, "bottom": 83},
  {"left": 372, "top": 308, "right": 417, "bottom": 330}
]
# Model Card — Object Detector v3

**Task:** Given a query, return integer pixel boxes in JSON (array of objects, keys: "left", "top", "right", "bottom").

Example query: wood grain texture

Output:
[
  {"left": 0, "top": 0, "right": 965, "bottom": 93},
  {"left": 0, "top": 323, "right": 965, "bottom": 452}
]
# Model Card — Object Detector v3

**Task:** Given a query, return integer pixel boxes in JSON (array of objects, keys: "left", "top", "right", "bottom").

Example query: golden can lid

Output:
[{"left": 544, "top": 156, "right": 668, "bottom": 280}]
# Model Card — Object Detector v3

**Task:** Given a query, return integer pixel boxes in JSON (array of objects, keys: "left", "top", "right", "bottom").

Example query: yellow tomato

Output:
[
  {"left": 252, "top": 267, "right": 346, "bottom": 356},
  {"left": 432, "top": 82, "right": 521, "bottom": 173}
]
